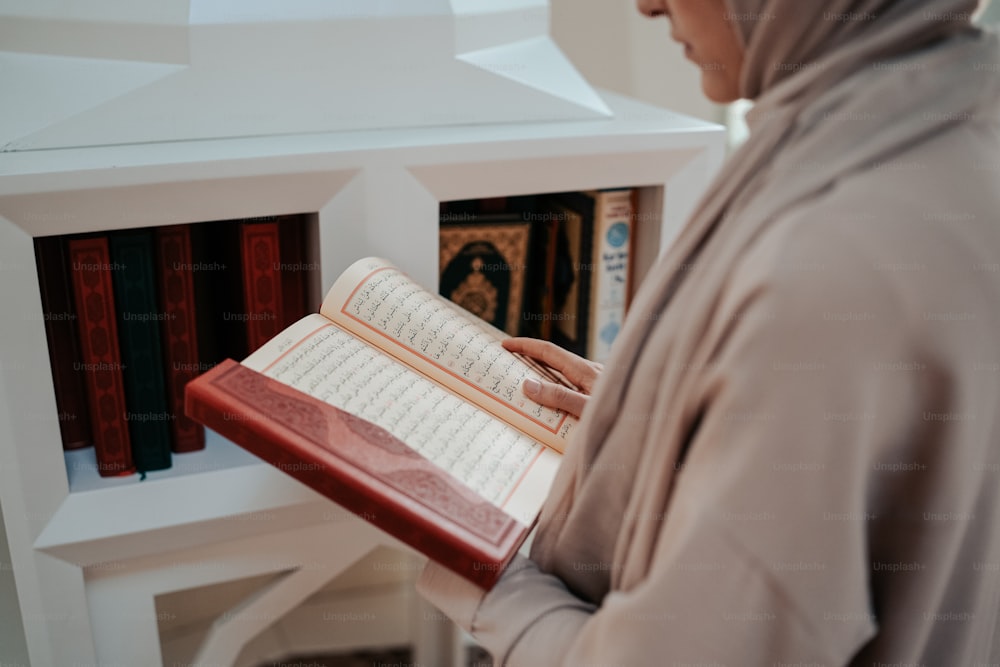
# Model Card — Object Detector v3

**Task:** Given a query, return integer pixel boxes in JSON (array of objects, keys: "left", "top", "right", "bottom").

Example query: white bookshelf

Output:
[{"left": 0, "top": 89, "right": 724, "bottom": 666}]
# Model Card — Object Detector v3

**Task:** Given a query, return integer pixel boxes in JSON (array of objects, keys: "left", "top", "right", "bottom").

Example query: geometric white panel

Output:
[
  {"left": 458, "top": 36, "right": 612, "bottom": 117},
  {"left": 0, "top": 0, "right": 612, "bottom": 151},
  {"left": 0, "top": 52, "right": 184, "bottom": 151}
]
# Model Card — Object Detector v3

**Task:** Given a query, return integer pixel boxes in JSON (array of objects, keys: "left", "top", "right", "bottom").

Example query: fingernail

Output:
[{"left": 524, "top": 378, "right": 541, "bottom": 396}]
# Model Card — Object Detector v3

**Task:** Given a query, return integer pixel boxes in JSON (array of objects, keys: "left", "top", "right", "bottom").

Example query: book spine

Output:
[
  {"left": 586, "top": 189, "right": 634, "bottom": 363},
  {"left": 526, "top": 216, "right": 559, "bottom": 340},
  {"left": 110, "top": 230, "right": 173, "bottom": 473},
  {"left": 35, "top": 236, "right": 92, "bottom": 450},
  {"left": 185, "top": 360, "right": 524, "bottom": 589},
  {"left": 190, "top": 221, "right": 238, "bottom": 365},
  {"left": 239, "top": 221, "right": 285, "bottom": 352},
  {"left": 66, "top": 236, "right": 135, "bottom": 476},
  {"left": 548, "top": 195, "right": 594, "bottom": 358},
  {"left": 576, "top": 204, "right": 595, "bottom": 359},
  {"left": 277, "top": 215, "right": 310, "bottom": 329},
  {"left": 154, "top": 225, "right": 206, "bottom": 453}
]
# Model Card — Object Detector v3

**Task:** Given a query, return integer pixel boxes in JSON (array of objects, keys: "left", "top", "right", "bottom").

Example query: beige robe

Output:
[{"left": 419, "top": 4, "right": 1000, "bottom": 665}]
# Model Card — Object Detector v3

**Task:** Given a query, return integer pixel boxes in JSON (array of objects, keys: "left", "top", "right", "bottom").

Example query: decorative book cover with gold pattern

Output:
[{"left": 439, "top": 216, "right": 531, "bottom": 337}]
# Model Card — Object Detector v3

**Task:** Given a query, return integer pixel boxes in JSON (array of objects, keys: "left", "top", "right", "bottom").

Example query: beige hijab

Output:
[{"left": 531, "top": 0, "right": 987, "bottom": 598}]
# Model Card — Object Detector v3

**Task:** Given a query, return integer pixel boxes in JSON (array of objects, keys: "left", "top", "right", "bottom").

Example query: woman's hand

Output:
[{"left": 502, "top": 337, "right": 602, "bottom": 419}]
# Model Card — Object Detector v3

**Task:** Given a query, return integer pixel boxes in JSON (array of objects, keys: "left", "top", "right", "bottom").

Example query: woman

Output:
[{"left": 419, "top": 1, "right": 1000, "bottom": 664}]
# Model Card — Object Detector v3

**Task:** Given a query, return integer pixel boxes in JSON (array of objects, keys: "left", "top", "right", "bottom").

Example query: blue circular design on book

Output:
[{"left": 607, "top": 222, "right": 629, "bottom": 248}]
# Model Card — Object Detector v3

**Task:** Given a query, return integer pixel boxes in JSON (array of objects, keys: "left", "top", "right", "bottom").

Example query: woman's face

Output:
[{"left": 637, "top": 0, "right": 746, "bottom": 103}]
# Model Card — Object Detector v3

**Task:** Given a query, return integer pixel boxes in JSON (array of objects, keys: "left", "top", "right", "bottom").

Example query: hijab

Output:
[
  {"left": 530, "top": 0, "right": 991, "bottom": 598},
  {"left": 730, "top": 0, "right": 979, "bottom": 101}
]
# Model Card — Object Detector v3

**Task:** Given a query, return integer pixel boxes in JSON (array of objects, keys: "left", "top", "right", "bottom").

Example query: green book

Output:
[{"left": 110, "top": 229, "right": 173, "bottom": 475}]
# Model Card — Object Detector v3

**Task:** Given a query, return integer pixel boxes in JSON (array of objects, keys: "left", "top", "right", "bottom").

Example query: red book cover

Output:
[
  {"left": 67, "top": 236, "right": 135, "bottom": 477},
  {"left": 35, "top": 236, "right": 92, "bottom": 450},
  {"left": 239, "top": 221, "right": 284, "bottom": 352},
  {"left": 185, "top": 360, "right": 526, "bottom": 589},
  {"left": 154, "top": 225, "right": 206, "bottom": 453}
]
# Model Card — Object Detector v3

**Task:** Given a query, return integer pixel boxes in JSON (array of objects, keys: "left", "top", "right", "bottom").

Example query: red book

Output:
[
  {"left": 185, "top": 257, "right": 574, "bottom": 589},
  {"left": 34, "top": 236, "right": 92, "bottom": 450},
  {"left": 154, "top": 225, "right": 206, "bottom": 453},
  {"left": 67, "top": 236, "right": 134, "bottom": 477},
  {"left": 186, "top": 360, "right": 525, "bottom": 589},
  {"left": 239, "top": 220, "right": 284, "bottom": 352}
]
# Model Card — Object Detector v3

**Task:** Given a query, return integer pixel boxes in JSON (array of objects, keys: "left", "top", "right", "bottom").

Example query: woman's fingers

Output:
[
  {"left": 502, "top": 337, "right": 602, "bottom": 393},
  {"left": 503, "top": 337, "right": 604, "bottom": 418},
  {"left": 523, "top": 378, "right": 589, "bottom": 419}
]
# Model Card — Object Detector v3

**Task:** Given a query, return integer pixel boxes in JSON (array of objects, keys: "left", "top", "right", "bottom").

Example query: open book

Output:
[{"left": 185, "top": 257, "right": 576, "bottom": 589}]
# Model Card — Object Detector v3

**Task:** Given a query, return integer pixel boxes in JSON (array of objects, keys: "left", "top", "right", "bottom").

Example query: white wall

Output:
[
  {"left": 549, "top": 0, "right": 724, "bottom": 124},
  {"left": 981, "top": 0, "right": 1000, "bottom": 24}
]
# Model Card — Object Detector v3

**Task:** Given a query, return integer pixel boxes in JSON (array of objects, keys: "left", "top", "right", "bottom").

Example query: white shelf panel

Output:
[
  {"left": 39, "top": 431, "right": 339, "bottom": 567},
  {"left": 65, "top": 429, "right": 259, "bottom": 493},
  {"left": 0, "top": 91, "right": 718, "bottom": 184}
]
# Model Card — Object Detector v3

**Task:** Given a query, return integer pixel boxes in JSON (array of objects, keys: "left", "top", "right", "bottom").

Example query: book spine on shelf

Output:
[
  {"left": 185, "top": 360, "right": 526, "bottom": 589},
  {"left": 546, "top": 193, "right": 595, "bottom": 359},
  {"left": 189, "top": 221, "right": 235, "bottom": 366},
  {"left": 585, "top": 189, "right": 634, "bottom": 363},
  {"left": 278, "top": 215, "right": 311, "bottom": 329},
  {"left": 35, "top": 236, "right": 92, "bottom": 450},
  {"left": 239, "top": 220, "right": 285, "bottom": 353},
  {"left": 524, "top": 210, "right": 560, "bottom": 341},
  {"left": 109, "top": 230, "right": 173, "bottom": 473},
  {"left": 154, "top": 225, "right": 206, "bottom": 453},
  {"left": 66, "top": 236, "right": 135, "bottom": 476}
]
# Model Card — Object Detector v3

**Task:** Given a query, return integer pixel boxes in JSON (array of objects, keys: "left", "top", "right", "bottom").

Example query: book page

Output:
[
  {"left": 243, "top": 314, "right": 558, "bottom": 523},
  {"left": 320, "top": 257, "right": 577, "bottom": 453}
]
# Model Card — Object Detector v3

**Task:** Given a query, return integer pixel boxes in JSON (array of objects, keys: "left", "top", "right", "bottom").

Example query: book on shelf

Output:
[
  {"left": 239, "top": 218, "right": 286, "bottom": 353},
  {"left": 582, "top": 188, "right": 635, "bottom": 362},
  {"left": 277, "top": 214, "right": 315, "bottom": 329},
  {"left": 154, "top": 225, "right": 206, "bottom": 453},
  {"left": 66, "top": 235, "right": 135, "bottom": 477},
  {"left": 188, "top": 220, "right": 236, "bottom": 369},
  {"left": 545, "top": 189, "right": 634, "bottom": 363},
  {"left": 439, "top": 211, "right": 532, "bottom": 337},
  {"left": 523, "top": 202, "right": 569, "bottom": 343},
  {"left": 35, "top": 236, "right": 92, "bottom": 450},
  {"left": 199, "top": 216, "right": 303, "bottom": 362},
  {"left": 185, "top": 256, "right": 577, "bottom": 589},
  {"left": 109, "top": 230, "right": 173, "bottom": 474}
]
